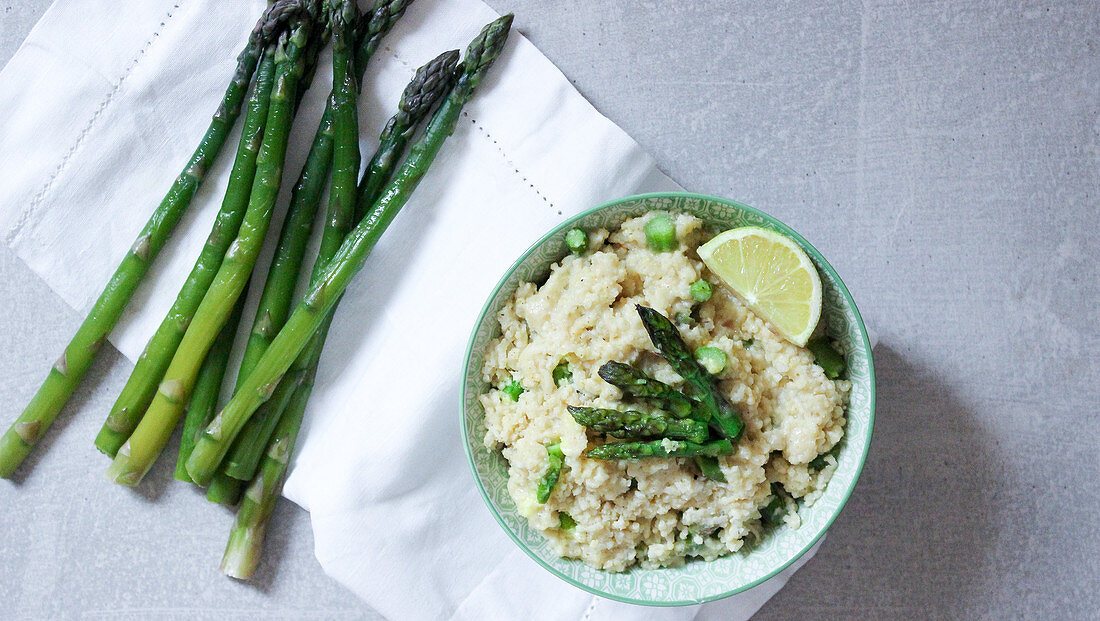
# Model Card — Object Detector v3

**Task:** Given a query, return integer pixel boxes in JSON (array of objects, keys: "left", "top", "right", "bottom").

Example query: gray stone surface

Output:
[{"left": 2, "top": 1, "right": 1098, "bottom": 619}]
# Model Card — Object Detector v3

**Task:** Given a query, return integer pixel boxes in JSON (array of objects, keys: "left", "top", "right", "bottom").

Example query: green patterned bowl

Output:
[{"left": 460, "top": 192, "right": 874, "bottom": 606}]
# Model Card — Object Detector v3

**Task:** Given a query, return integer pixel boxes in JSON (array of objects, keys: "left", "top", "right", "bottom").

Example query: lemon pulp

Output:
[{"left": 697, "top": 226, "right": 822, "bottom": 347}]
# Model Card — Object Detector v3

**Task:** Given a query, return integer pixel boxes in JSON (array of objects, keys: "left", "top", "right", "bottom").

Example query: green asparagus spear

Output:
[
  {"left": 221, "top": 37, "right": 460, "bottom": 486},
  {"left": 693, "top": 456, "right": 727, "bottom": 483},
  {"left": 584, "top": 438, "right": 734, "bottom": 461},
  {"left": 106, "top": 17, "right": 315, "bottom": 487},
  {"left": 213, "top": 0, "right": 418, "bottom": 484},
  {"left": 353, "top": 49, "right": 458, "bottom": 209},
  {"left": 204, "top": 3, "right": 336, "bottom": 506},
  {"left": 94, "top": 46, "right": 279, "bottom": 458},
  {"left": 235, "top": 0, "right": 410, "bottom": 384},
  {"left": 221, "top": 359, "right": 315, "bottom": 578},
  {"left": 354, "top": 0, "right": 415, "bottom": 72},
  {"left": 208, "top": 44, "right": 466, "bottom": 486},
  {"left": 0, "top": 2, "right": 296, "bottom": 479},
  {"left": 567, "top": 406, "right": 709, "bottom": 444},
  {"left": 636, "top": 306, "right": 745, "bottom": 441},
  {"left": 294, "top": 1, "right": 332, "bottom": 109},
  {"left": 536, "top": 441, "right": 565, "bottom": 503},
  {"left": 186, "top": 15, "right": 513, "bottom": 486},
  {"left": 174, "top": 295, "right": 248, "bottom": 483},
  {"left": 597, "top": 361, "right": 694, "bottom": 419},
  {"left": 212, "top": 5, "right": 353, "bottom": 489}
]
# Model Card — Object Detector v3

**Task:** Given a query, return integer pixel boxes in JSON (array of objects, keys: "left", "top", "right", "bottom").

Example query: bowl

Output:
[{"left": 460, "top": 192, "right": 875, "bottom": 606}]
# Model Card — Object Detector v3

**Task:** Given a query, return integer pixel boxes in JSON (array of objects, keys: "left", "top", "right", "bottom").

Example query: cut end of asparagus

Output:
[
  {"left": 185, "top": 440, "right": 221, "bottom": 487},
  {"left": 206, "top": 474, "right": 244, "bottom": 506},
  {"left": 104, "top": 456, "right": 144, "bottom": 487},
  {"left": 94, "top": 427, "right": 125, "bottom": 458},
  {"left": 220, "top": 523, "right": 265, "bottom": 580}
]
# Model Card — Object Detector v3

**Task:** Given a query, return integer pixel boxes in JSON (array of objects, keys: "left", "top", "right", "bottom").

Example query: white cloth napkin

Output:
[{"left": 0, "top": 1, "right": 819, "bottom": 618}]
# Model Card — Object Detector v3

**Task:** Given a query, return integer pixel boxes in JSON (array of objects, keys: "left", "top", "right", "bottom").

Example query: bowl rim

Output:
[{"left": 460, "top": 191, "right": 876, "bottom": 606}]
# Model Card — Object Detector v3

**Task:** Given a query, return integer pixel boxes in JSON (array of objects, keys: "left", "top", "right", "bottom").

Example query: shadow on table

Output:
[{"left": 751, "top": 343, "right": 1003, "bottom": 619}]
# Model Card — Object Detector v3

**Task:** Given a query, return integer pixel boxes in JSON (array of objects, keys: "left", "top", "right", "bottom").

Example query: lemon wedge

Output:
[{"left": 697, "top": 226, "right": 821, "bottom": 347}]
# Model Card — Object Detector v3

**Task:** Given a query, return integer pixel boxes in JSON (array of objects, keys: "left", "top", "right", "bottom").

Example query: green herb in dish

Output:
[
  {"left": 565, "top": 228, "right": 587, "bottom": 255},
  {"left": 690, "top": 279, "right": 712, "bottom": 302},
  {"left": 537, "top": 441, "right": 565, "bottom": 503},
  {"left": 644, "top": 213, "right": 677, "bottom": 252},
  {"left": 558, "top": 512, "right": 577, "bottom": 530},
  {"left": 552, "top": 359, "right": 573, "bottom": 386},
  {"left": 502, "top": 379, "right": 525, "bottom": 401}
]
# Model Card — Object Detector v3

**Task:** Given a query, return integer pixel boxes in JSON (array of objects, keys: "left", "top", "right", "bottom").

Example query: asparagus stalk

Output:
[
  {"left": 205, "top": 469, "right": 244, "bottom": 505},
  {"left": 635, "top": 306, "right": 745, "bottom": 441},
  {"left": 218, "top": 0, "right": 363, "bottom": 491},
  {"left": 174, "top": 295, "right": 248, "bottom": 483},
  {"left": 221, "top": 361, "right": 315, "bottom": 578},
  {"left": 188, "top": 14, "right": 514, "bottom": 487},
  {"left": 567, "top": 406, "right": 709, "bottom": 444},
  {"left": 222, "top": 48, "right": 460, "bottom": 482},
  {"left": 106, "top": 17, "right": 315, "bottom": 487},
  {"left": 597, "top": 361, "right": 695, "bottom": 419},
  {"left": 536, "top": 441, "right": 565, "bottom": 503},
  {"left": 234, "top": 0, "right": 410, "bottom": 384},
  {"left": 93, "top": 47, "right": 279, "bottom": 458},
  {"left": 221, "top": 49, "right": 461, "bottom": 573},
  {"left": 585, "top": 438, "right": 734, "bottom": 461},
  {"left": 0, "top": 2, "right": 297, "bottom": 479},
  {"left": 204, "top": 4, "right": 336, "bottom": 506},
  {"left": 223, "top": 0, "right": 363, "bottom": 490},
  {"left": 218, "top": 1, "right": 420, "bottom": 483}
]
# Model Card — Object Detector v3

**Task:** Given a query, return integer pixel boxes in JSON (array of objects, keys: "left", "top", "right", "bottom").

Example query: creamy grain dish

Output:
[{"left": 479, "top": 213, "right": 850, "bottom": 571}]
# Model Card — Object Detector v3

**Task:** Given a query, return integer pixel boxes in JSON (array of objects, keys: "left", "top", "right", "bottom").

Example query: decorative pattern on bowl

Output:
[{"left": 461, "top": 192, "right": 875, "bottom": 606}]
